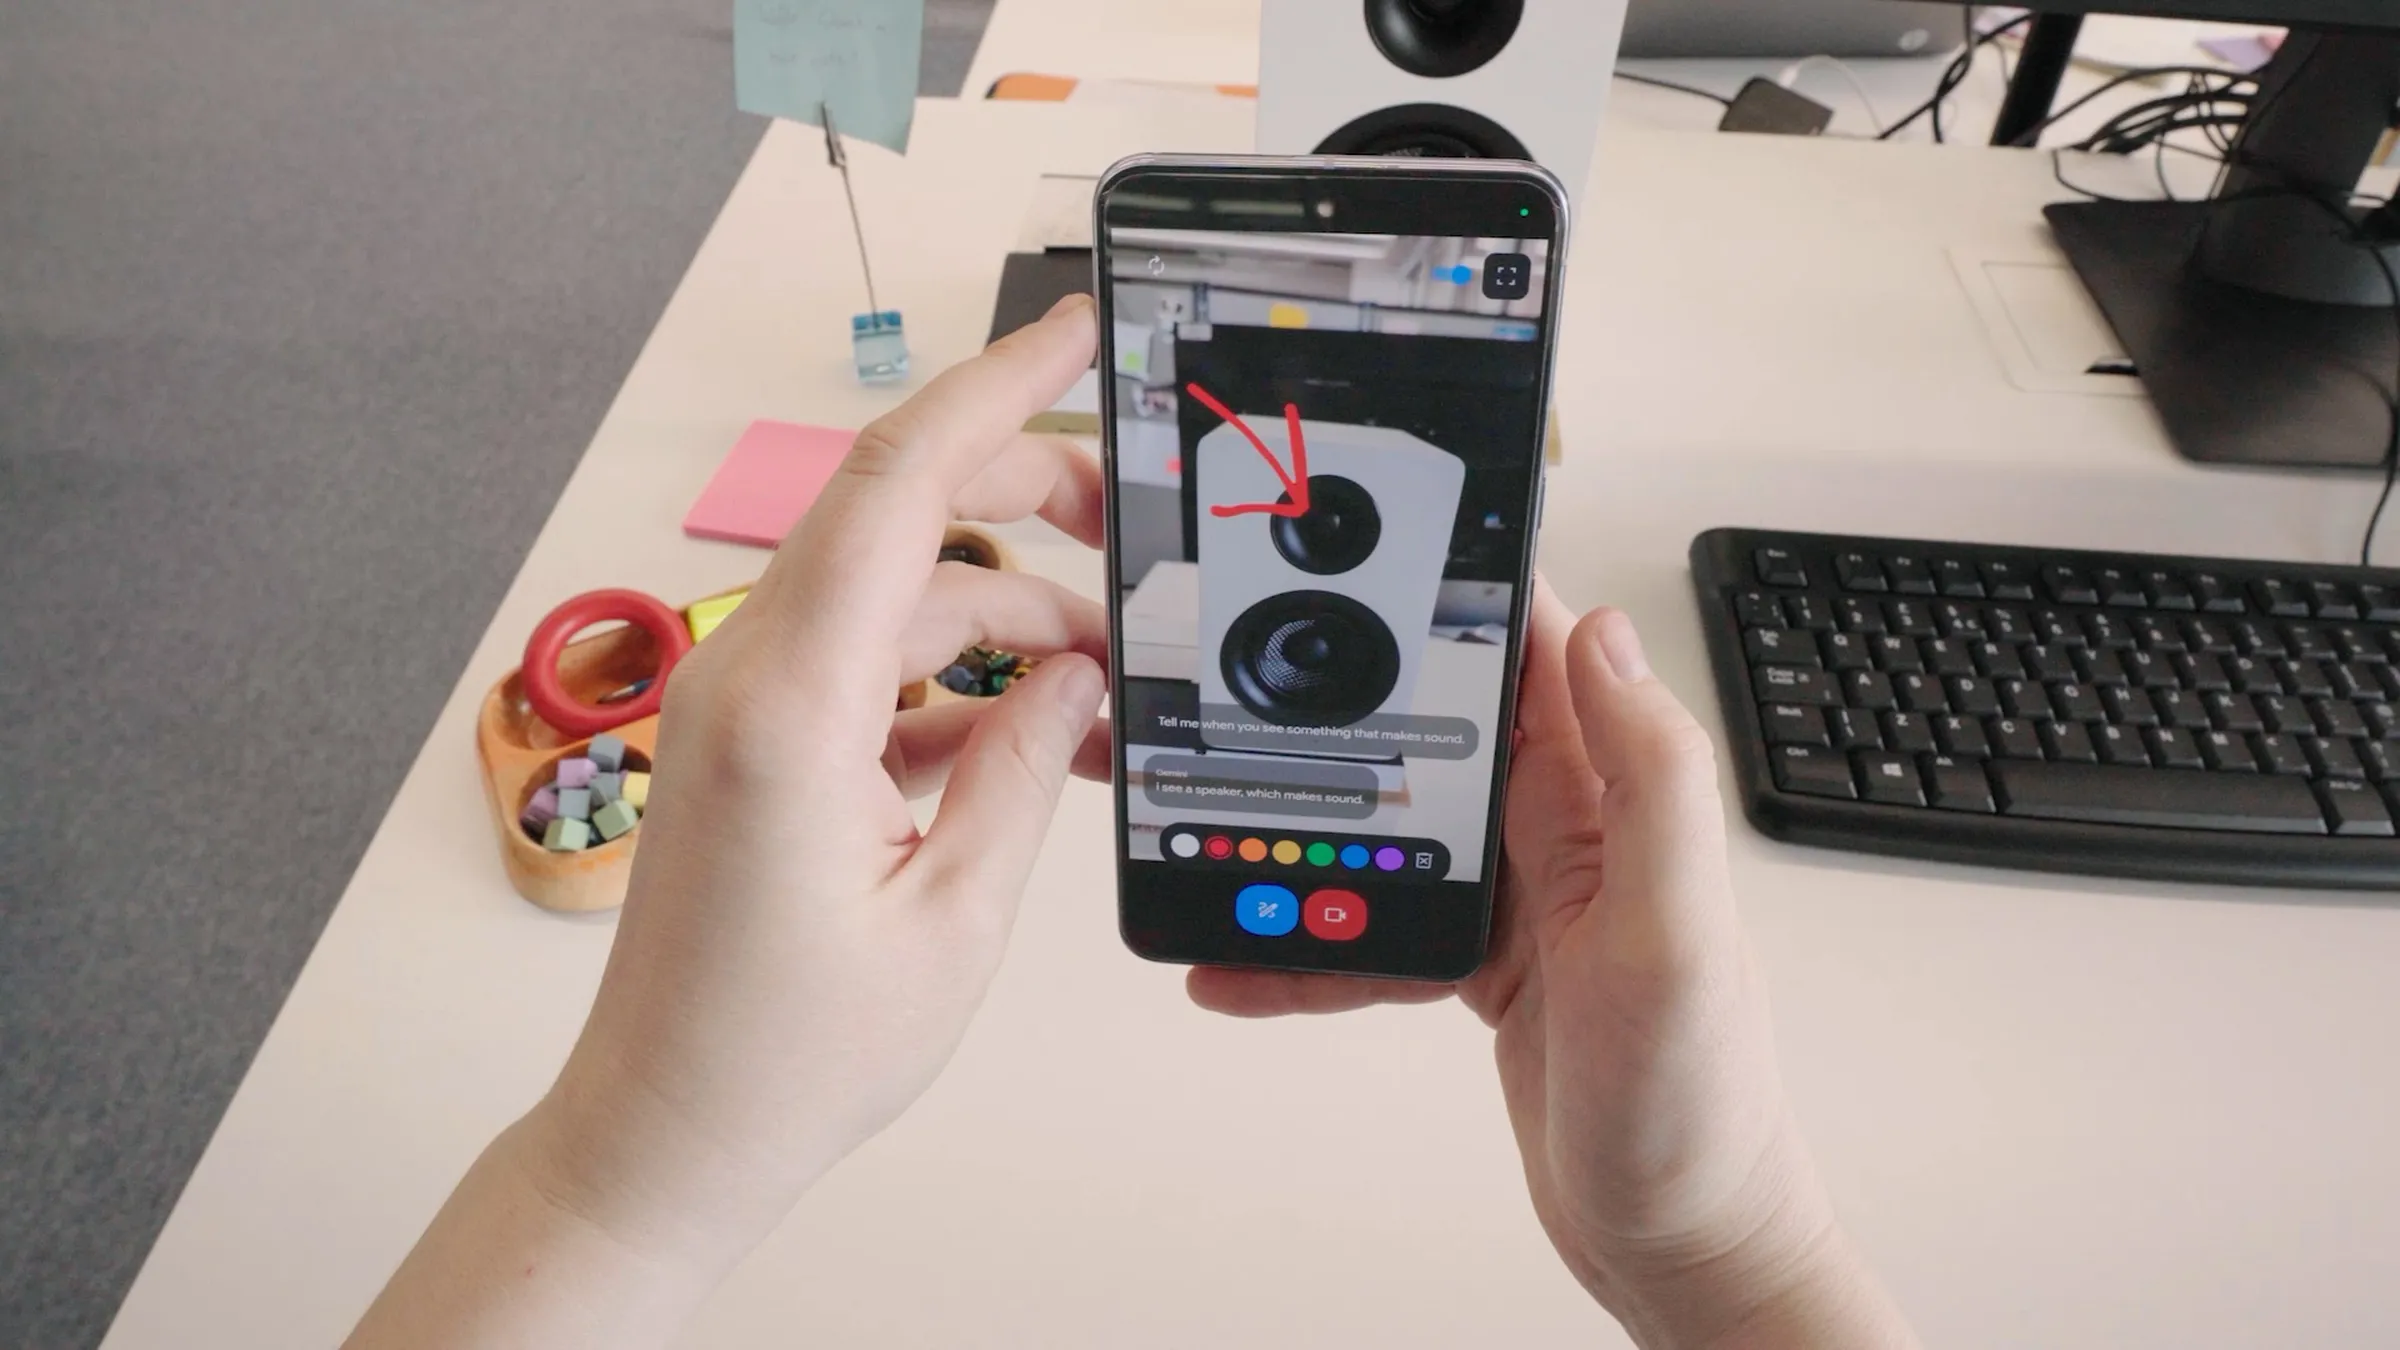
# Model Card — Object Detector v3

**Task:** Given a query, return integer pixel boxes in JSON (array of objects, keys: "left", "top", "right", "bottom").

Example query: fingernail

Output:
[
  {"left": 1054, "top": 656, "right": 1105, "bottom": 713},
  {"left": 1047, "top": 292, "right": 1095, "bottom": 320},
  {"left": 1592, "top": 609, "right": 1653, "bottom": 682}
]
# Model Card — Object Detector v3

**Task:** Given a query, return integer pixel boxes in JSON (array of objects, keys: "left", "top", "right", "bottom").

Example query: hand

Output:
[
  {"left": 349, "top": 297, "right": 1111, "bottom": 1348},
  {"left": 1191, "top": 583, "right": 1914, "bottom": 1349}
]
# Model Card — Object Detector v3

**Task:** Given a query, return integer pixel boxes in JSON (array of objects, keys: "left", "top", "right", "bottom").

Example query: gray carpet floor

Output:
[{"left": 0, "top": 3, "right": 993, "bottom": 1345}]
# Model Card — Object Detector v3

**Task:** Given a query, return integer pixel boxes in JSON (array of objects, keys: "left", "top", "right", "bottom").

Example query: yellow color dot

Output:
[
  {"left": 1266, "top": 302, "right": 1311, "bottom": 329},
  {"left": 1238, "top": 837, "right": 1268, "bottom": 862},
  {"left": 1271, "top": 839, "right": 1302, "bottom": 864}
]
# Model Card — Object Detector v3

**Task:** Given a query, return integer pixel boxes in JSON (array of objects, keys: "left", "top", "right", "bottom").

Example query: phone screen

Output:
[{"left": 1098, "top": 158, "right": 1565, "bottom": 981}]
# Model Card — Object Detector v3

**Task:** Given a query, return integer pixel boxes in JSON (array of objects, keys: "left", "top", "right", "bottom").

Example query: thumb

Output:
[
  {"left": 910, "top": 653, "right": 1107, "bottom": 900},
  {"left": 1563, "top": 607, "right": 1736, "bottom": 920}
]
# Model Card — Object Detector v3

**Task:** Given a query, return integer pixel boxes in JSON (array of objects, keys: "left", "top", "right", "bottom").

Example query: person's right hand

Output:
[{"left": 1191, "top": 582, "right": 1916, "bottom": 1349}]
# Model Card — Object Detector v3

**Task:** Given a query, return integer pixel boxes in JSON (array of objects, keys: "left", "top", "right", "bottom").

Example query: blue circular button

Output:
[
  {"left": 1338, "top": 843, "right": 1370, "bottom": 870},
  {"left": 1235, "top": 883, "right": 1300, "bottom": 937}
]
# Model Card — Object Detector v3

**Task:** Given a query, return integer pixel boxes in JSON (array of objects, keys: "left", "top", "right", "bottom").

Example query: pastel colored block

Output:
[
  {"left": 520, "top": 785, "right": 560, "bottom": 833},
  {"left": 620, "top": 771, "right": 650, "bottom": 811},
  {"left": 586, "top": 734, "right": 627, "bottom": 773},
  {"left": 590, "top": 772, "right": 622, "bottom": 805},
  {"left": 685, "top": 590, "right": 748, "bottom": 643},
  {"left": 542, "top": 818, "right": 592, "bottom": 852},
  {"left": 681, "top": 420, "right": 853, "bottom": 549},
  {"left": 556, "top": 788, "right": 592, "bottom": 821},
  {"left": 554, "top": 757, "right": 598, "bottom": 789},
  {"left": 592, "top": 798, "right": 641, "bottom": 842}
]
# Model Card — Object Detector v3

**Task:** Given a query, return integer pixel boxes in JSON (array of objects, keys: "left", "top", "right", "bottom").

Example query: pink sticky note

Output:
[{"left": 683, "top": 420, "right": 856, "bottom": 548}]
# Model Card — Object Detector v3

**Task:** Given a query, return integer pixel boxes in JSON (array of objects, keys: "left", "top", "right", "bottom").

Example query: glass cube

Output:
[{"left": 851, "top": 310, "right": 910, "bottom": 385}]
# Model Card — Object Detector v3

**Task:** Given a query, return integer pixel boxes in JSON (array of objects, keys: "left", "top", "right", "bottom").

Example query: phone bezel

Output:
[{"left": 1094, "top": 153, "right": 1572, "bottom": 982}]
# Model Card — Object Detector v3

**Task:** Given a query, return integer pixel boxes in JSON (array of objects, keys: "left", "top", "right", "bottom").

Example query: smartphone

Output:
[{"left": 1096, "top": 153, "right": 1569, "bottom": 981}]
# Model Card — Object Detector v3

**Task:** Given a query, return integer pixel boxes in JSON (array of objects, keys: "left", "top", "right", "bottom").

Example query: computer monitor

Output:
[{"left": 2004, "top": 2, "right": 2400, "bottom": 468}]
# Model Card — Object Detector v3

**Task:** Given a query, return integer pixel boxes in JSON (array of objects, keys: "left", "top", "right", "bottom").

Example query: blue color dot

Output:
[
  {"left": 1339, "top": 844, "right": 1370, "bottom": 869},
  {"left": 1437, "top": 264, "right": 1473, "bottom": 284}
]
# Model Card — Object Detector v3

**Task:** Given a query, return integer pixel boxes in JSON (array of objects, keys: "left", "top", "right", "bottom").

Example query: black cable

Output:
[
  {"left": 2002, "top": 64, "right": 2257, "bottom": 147},
  {"left": 2346, "top": 222, "right": 2400, "bottom": 565},
  {"left": 1611, "top": 70, "right": 1733, "bottom": 107},
  {"left": 1880, "top": 11, "right": 2034, "bottom": 143}
]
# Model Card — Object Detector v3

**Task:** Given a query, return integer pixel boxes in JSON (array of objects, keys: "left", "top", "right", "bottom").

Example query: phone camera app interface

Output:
[
  {"left": 1107, "top": 213, "right": 1550, "bottom": 902},
  {"left": 1481, "top": 251, "right": 1532, "bottom": 301}
]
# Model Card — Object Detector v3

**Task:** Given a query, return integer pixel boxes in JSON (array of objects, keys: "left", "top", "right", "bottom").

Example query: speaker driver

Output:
[
  {"left": 1271, "top": 475, "right": 1382, "bottom": 576},
  {"left": 1312, "top": 102, "right": 1532, "bottom": 159},
  {"left": 1221, "top": 591, "right": 1403, "bottom": 727},
  {"left": 1364, "top": 0, "right": 1525, "bottom": 79}
]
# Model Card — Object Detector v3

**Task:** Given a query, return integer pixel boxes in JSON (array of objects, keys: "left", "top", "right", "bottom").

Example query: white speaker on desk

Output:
[{"left": 1256, "top": 0, "right": 1628, "bottom": 204}]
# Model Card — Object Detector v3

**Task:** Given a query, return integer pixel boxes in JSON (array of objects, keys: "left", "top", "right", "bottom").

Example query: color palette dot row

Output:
[{"left": 1167, "top": 830, "right": 1412, "bottom": 872}]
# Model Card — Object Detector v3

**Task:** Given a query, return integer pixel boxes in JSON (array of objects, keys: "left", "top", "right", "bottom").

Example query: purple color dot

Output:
[{"left": 1373, "top": 846, "right": 1404, "bottom": 871}]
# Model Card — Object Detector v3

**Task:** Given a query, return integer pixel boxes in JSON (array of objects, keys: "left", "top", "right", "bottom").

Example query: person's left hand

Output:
[{"left": 531, "top": 295, "right": 1111, "bottom": 1267}]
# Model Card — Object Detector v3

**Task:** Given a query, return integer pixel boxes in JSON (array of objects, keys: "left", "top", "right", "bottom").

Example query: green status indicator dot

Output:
[{"left": 1305, "top": 841, "right": 1337, "bottom": 866}]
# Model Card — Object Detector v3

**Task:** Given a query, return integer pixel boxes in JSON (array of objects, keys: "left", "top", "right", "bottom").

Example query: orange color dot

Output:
[{"left": 1238, "top": 837, "right": 1268, "bottom": 862}]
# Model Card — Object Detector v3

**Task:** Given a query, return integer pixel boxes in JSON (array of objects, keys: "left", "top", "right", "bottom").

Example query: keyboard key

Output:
[
  {"left": 2233, "top": 619, "right": 2285, "bottom": 657},
  {"left": 2226, "top": 656, "right": 2278, "bottom": 694},
  {"left": 2101, "top": 685, "right": 2159, "bottom": 727},
  {"left": 2096, "top": 566, "right": 2146, "bottom": 607},
  {"left": 2095, "top": 724, "right": 2150, "bottom": 767},
  {"left": 2051, "top": 682, "right": 2105, "bottom": 723},
  {"left": 2035, "top": 609, "right": 2084, "bottom": 647},
  {"left": 2279, "top": 660, "right": 2334, "bottom": 701},
  {"left": 1821, "top": 631, "right": 1873, "bottom": 672},
  {"left": 2370, "top": 702, "right": 2400, "bottom": 740},
  {"left": 1843, "top": 670, "right": 1898, "bottom": 712},
  {"left": 2205, "top": 690, "right": 2265, "bottom": 734},
  {"left": 2303, "top": 735, "right": 2366, "bottom": 780},
  {"left": 2252, "top": 577, "right": 2310, "bottom": 618},
  {"left": 2076, "top": 648, "right": 2130, "bottom": 686},
  {"left": 2152, "top": 688, "right": 2211, "bottom": 729},
  {"left": 1755, "top": 666, "right": 1838, "bottom": 706},
  {"left": 2043, "top": 565, "right": 2099, "bottom": 605},
  {"left": 2124, "top": 649, "right": 2179, "bottom": 688},
  {"left": 2041, "top": 721, "right": 2099, "bottom": 764},
  {"left": 2316, "top": 778, "right": 2393, "bottom": 835},
  {"left": 2184, "top": 617, "right": 2238, "bottom": 654},
  {"left": 2133, "top": 617, "right": 2186, "bottom": 653},
  {"left": 1761, "top": 704, "right": 1830, "bottom": 747},
  {"left": 1986, "top": 605, "right": 2033, "bottom": 642},
  {"left": 1922, "top": 638, "right": 1976, "bottom": 677},
  {"left": 1934, "top": 601, "right": 1985, "bottom": 638},
  {"left": 1837, "top": 597, "right": 1886, "bottom": 634},
  {"left": 1988, "top": 716, "right": 2045, "bottom": 760},
  {"left": 1935, "top": 559, "right": 1986, "bottom": 598},
  {"left": 1997, "top": 678, "right": 2048, "bottom": 718},
  {"left": 1772, "top": 745, "right": 1855, "bottom": 799},
  {"left": 2145, "top": 726, "right": 2205, "bottom": 771},
  {"left": 2361, "top": 739, "right": 2396, "bottom": 781},
  {"left": 1886, "top": 599, "right": 1938, "bottom": 637},
  {"left": 2192, "top": 572, "right": 2246, "bottom": 614},
  {"left": 1974, "top": 641, "right": 2026, "bottom": 680},
  {"left": 2200, "top": 730, "right": 2255, "bottom": 772},
  {"left": 1881, "top": 711, "right": 1937, "bottom": 755},
  {"left": 1783, "top": 594, "right": 1834, "bottom": 631},
  {"left": 1924, "top": 755, "right": 1996, "bottom": 811},
  {"left": 1886, "top": 555, "right": 1937, "bottom": 596},
  {"left": 2255, "top": 733, "right": 2311, "bottom": 776},
  {"left": 1745, "top": 628, "right": 1820, "bottom": 667},
  {"left": 2023, "top": 644, "right": 2078, "bottom": 683},
  {"left": 2312, "top": 698, "right": 2369, "bottom": 739},
  {"left": 1755, "top": 547, "right": 1808, "bottom": 588},
  {"left": 1982, "top": 558, "right": 2037, "bottom": 600},
  {"left": 2084, "top": 612, "right": 2136, "bottom": 650},
  {"left": 1835, "top": 551, "right": 1889, "bottom": 592},
  {"left": 2284, "top": 624, "right": 2336, "bottom": 661},
  {"left": 2254, "top": 693, "right": 2305, "bottom": 734},
  {"left": 1993, "top": 762, "right": 2327, "bottom": 834},
  {"left": 1827, "top": 707, "right": 1882, "bottom": 752},
  {"left": 1935, "top": 715, "right": 1989, "bottom": 758},
  {"left": 1946, "top": 676, "right": 2001, "bottom": 717},
  {"left": 1855, "top": 752, "right": 1926, "bottom": 804},
  {"left": 1735, "top": 589, "right": 1786, "bottom": 628},
  {"left": 2308, "top": 580, "right": 2361, "bottom": 620},
  {"left": 2333, "top": 627, "right": 2388, "bottom": 664},
  {"left": 1870, "top": 634, "right": 1922, "bottom": 672},
  {"left": 2359, "top": 583, "right": 2400, "bottom": 622},
  {"left": 2145, "top": 570, "right": 2197, "bottom": 611},
  {"left": 1895, "top": 672, "right": 1947, "bottom": 713},
  {"left": 2176, "top": 653, "right": 2234, "bottom": 693}
]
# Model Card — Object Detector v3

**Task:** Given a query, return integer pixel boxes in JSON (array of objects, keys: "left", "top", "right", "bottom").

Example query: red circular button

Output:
[
  {"left": 1303, "top": 888, "right": 1367, "bottom": 941},
  {"left": 1203, "top": 835, "right": 1234, "bottom": 860}
]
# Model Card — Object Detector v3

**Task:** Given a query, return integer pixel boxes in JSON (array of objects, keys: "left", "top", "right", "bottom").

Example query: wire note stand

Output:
[{"left": 822, "top": 102, "right": 908, "bottom": 384}]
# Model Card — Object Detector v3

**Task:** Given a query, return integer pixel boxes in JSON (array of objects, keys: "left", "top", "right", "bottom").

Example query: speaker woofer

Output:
[
  {"left": 1312, "top": 102, "right": 1532, "bottom": 160},
  {"left": 1364, "top": 0, "right": 1524, "bottom": 79},
  {"left": 1271, "top": 475, "right": 1382, "bottom": 576},
  {"left": 1221, "top": 591, "right": 1402, "bottom": 727}
]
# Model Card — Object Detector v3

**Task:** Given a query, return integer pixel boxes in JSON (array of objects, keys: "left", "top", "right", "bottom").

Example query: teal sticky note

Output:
[{"left": 734, "top": 0, "right": 923, "bottom": 155}]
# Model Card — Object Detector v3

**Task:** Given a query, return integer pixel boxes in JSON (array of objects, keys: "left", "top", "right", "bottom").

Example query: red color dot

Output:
[{"left": 1204, "top": 835, "right": 1233, "bottom": 859}]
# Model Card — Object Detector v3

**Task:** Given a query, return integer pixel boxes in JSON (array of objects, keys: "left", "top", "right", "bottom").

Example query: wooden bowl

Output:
[{"left": 476, "top": 524, "right": 1015, "bottom": 913}]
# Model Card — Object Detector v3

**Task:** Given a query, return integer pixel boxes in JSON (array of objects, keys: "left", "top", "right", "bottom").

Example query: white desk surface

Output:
[{"left": 106, "top": 90, "right": 2400, "bottom": 1350}]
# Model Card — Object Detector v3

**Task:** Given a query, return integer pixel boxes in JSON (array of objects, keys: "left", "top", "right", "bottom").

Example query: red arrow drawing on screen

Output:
[{"left": 1186, "top": 381, "right": 1310, "bottom": 519}]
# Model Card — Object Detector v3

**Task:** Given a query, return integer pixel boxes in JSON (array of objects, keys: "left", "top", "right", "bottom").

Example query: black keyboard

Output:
[{"left": 1691, "top": 527, "right": 2400, "bottom": 890}]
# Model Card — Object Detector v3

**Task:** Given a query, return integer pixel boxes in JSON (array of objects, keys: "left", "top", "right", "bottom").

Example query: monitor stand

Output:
[{"left": 2045, "top": 29, "right": 2400, "bottom": 469}]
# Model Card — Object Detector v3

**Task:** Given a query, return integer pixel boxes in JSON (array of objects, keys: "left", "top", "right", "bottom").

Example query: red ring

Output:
[{"left": 521, "top": 589, "right": 694, "bottom": 739}]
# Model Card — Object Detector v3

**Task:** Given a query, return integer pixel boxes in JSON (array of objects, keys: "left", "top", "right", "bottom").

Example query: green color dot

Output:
[{"left": 1305, "top": 841, "right": 1336, "bottom": 866}]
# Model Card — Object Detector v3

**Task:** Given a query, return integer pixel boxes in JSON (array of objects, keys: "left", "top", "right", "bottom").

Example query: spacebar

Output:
[{"left": 1991, "top": 763, "right": 2329, "bottom": 834}]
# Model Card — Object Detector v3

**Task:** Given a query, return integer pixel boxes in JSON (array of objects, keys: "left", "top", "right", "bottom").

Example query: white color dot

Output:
[{"left": 1167, "top": 832, "right": 1200, "bottom": 858}]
